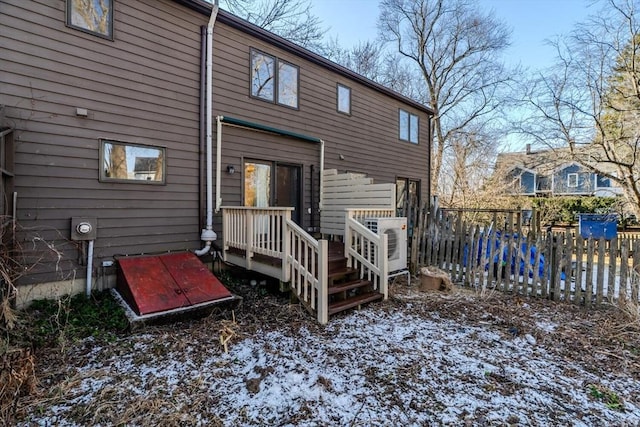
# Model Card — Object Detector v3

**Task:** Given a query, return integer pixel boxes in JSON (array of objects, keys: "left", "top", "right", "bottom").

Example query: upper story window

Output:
[
  {"left": 399, "top": 109, "right": 419, "bottom": 143},
  {"left": 567, "top": 172, "right": 578, "bottom": 188},
  {"left": 337, "top": 84, "right": 351, "bottom": 115},
  {"left": 66, "top": 0, "right": 114, "bottom": 40},
  {"left": 596, "top": 174, "right": 612, "bottom": 188},
  {"left": 251, "top": 49, "right": 299, "bottom": 109}
]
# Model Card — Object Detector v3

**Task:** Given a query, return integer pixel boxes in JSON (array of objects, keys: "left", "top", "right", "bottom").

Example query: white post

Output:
[
  {"left": 246, "top": 209, "right": 254, "bottom": 270},
  {"left": 317, "top": 239, "right": 329, "bottom": 324},
  {"left": 380, "top": 233, "right": 389, "bottom": 300},
  {"left": 344, "top": 210, "right": 352, "bottom": 268},
  {"left": 282, "top": 210, "right": 291, "bottom": 282}
]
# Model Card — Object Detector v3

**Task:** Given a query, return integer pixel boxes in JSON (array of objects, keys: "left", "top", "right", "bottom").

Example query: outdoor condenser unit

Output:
[{"left": 364, "top": 217, "right": 408, "bottom": 272}]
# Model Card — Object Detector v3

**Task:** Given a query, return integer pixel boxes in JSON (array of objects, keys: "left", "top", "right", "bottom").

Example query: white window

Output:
[
  {"left": 399, "top": 109, "right": 419, "bottom": 143},
  {"left": 337, "top": 84, "right": 351, "bottom": 114},
  {"left": 567, "top": 173, "right": 578, "bottom": 187},
  {"left": 251, "top": 49, "right": 299, "bottom": 108}
]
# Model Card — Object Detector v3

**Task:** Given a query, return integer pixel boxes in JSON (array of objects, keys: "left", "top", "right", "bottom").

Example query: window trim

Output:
[
  {"left": 66, "top": 0, "right": 114, "bottom": 40},
  {"left": 99, "top": 139, "right": 166, "bottom": 185},
  {"left": 250, "top": 48, "right": 300, "bottom": 110},
  {"left": 399, "top": 109, "right": 419, "bottom": 144},
  {"left": 337, "top": 83, "right": 351, "bottom": 115},
  {"left": 567, "top": 172, "right": 578, "bottom": 188}
]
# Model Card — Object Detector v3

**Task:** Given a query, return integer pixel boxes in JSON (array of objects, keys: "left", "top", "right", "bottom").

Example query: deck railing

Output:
[
  {"left": 222, "top": 206, "right": 330, "bottom": 323},
  {"left": 222, "top": 207, "right": 291, "bottom": 271},
  {"left": 345, "top": 213, "right": 389, "bottom": 299}
]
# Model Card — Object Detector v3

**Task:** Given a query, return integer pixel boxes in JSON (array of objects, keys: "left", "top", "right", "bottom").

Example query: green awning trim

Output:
[{"left": 220, "top": 116, "right": 321, "bottom": 144}]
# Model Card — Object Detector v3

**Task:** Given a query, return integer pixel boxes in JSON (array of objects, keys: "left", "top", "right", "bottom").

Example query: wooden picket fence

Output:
[{"left": 415, "top": 205, "right": 640, "bottom": 307}]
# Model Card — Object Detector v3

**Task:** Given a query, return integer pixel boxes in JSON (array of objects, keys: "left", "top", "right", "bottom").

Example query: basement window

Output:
[
  {"left": 66, "top": 0, "right": 114, "bottom": 40},
  {"left": 100, "top": 140, "right": 166, "bottom": 184}
]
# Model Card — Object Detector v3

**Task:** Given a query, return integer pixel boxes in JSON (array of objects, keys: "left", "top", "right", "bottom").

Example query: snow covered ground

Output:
[{"left": 17, "top": 284, "right": 640, "bottom": 426}]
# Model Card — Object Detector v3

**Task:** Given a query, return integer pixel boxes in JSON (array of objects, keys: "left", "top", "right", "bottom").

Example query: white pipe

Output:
[
  {"left": 86, "top": 240, "right": 94, "bottom": 297},
  {"left": 215, "top": 115, "right": 223, "bottom": 213},
  {"left": 319, "top": 139, "right": 325, "bottom": 210},
  {"left": 196, "top": 3, "right": 219, "bottom": 256}
]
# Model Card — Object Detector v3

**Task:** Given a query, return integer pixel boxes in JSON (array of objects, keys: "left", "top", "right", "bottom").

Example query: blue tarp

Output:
[{"left": 464, "top": 231, "right": 559, "bottom": 279}]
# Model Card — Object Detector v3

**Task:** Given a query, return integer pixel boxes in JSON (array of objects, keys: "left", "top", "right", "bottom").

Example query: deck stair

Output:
[{"left": 326, "top": 242, "right": 383, "bottom": 316}]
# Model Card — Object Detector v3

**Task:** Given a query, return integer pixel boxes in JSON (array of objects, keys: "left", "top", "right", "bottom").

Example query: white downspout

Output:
[
  {"left": 195, "top": 2, "right": 219, "bottom": 256},
  {"left": 86, "top": 240, "right": 94, "bottom": 297},
  {"left": 215, "top": 116, "right": 223, "bottom": 212},
  {"left": 319, "top": 139, "right": 325, "bottom": 210}
]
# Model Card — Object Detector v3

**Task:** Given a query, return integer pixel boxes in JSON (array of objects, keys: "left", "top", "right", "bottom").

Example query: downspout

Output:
[
  {"left": 319, "top": 139, "right": 325, "bottom": 210},
  {"left": 215, "top": 115, "right": 223, "bottom": 213},
  {"left": 195, "top": 1, "right": 219, "bottom": 256}
]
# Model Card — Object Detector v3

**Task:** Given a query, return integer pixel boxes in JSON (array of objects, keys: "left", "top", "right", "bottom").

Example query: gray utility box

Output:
[{"left": 70, "top": 217, "right": 97, "bottom": 241}]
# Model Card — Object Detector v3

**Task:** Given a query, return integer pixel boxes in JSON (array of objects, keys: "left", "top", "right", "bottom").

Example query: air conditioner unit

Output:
[{"left": 364, "top": 217, "right": 408, "bottom": 272}]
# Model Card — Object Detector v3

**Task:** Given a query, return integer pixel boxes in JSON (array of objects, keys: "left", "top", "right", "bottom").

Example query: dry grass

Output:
[
  {"left": 6, "top": 271, "right": 640, "bottom": 425},
  {"left": 0, "top": 348, "right": 36, "bottom": 425}
]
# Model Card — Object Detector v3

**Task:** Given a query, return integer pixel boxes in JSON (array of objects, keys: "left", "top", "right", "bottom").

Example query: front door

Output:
[{"left": 244, "top": 160, "right": 302, "bottom": 225}]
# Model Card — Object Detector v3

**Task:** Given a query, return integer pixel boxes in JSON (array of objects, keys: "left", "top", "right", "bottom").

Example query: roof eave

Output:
[{"left": 173, "top": 0, "right": 434, "bottom": 116}]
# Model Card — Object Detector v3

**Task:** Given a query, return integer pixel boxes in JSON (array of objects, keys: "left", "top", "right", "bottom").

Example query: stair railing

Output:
[
  {"left": 285, "top": 218, "right": 329, "bottom": 324},
  {"left": 345, "top": 215, "right": 389, "bottom": 299}
]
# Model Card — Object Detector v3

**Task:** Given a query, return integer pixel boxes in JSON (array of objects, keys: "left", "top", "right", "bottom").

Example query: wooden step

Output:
[
  {"left": 328, "top": 267, "right": 358, "bottom": 281},
  {"left": 328, "top": 256, "right": 347, "bottom": 273},
  {"left": 328, "top": 291, "right": 383, "bottom": 316},
  {"left": 328, "top": 279, "right": 370, "bottom": 295}
]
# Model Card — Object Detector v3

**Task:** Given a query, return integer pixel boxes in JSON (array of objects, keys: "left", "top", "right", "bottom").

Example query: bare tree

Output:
[
  {"left": 520, "top": 0, "right": 640, "bottom": 216},
  {"left": 220, "top": 0, "right": 326, "bottom": 50},
  {"left": 378, "top": 0, "right": 513, "bottom": 197},
  {"left": 440, "top": 130, "right": 498, "bottom": 208}
]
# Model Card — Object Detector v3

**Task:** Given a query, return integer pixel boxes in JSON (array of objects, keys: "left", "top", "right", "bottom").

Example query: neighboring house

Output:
[
  {"left": 1, "top": 0, "right": 433, "bottom": 321},
  {"left": 496, "top": 146, "right": 623, "bottom": 198}
]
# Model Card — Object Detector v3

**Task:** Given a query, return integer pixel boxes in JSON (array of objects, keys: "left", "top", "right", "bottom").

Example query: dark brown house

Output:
[{"left": 1, "top": 0, "right": 432, "bottom": 321}]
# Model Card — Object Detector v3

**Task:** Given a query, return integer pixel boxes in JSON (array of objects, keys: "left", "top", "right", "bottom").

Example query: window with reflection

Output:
[
  {"left": 251, "top": 50, "right": 275, "bottom": 102},
  {"left": 250, "top": 49, "right": 299, "bottom": 108},
  {"left": 399, "top": 109, "right": 419, "bottom": 144},
  {"left": 278, "top": 62, "right": 299, "bottom": 108},
  {"left": 337, "top": 84, "right": 351, "bottom": 114},
  {"left": 66, "top": 0, "right": 114, "bottom": 39},
  {"left": 100, "top": 140, "right": 165, "bottom": 184}
]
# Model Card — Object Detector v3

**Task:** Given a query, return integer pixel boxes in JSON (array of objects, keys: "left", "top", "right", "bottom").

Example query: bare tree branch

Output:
[{"left": 378, "top": 0, "right": 513, "bottom": 201}]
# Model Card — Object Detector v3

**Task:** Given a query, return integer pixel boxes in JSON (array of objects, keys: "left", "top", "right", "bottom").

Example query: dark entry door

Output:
[
  {"left": 275, "top": 164, "right": 301, "bottom": 224},
  {"left": 244, "top": 160, "right": 302, "bottom": 225}
]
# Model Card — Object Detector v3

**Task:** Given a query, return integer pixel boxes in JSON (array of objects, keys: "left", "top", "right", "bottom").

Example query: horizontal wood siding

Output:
[
  {"left": 212, "top": 21, "right": 430, "bottom": 215},
  {"left": 2, "top": 0, "right": 205, "bottom": 284},
  {"left": 3, "top": 0, "right": 431, "bottom": 287}
]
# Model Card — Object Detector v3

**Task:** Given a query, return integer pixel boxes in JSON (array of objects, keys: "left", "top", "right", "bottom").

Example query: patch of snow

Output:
[{"left": 19, "top": 305, "right": 640, "bottom": 426}]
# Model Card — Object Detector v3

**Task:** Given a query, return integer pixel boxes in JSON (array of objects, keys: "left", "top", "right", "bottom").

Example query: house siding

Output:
[
  {"left": 211, "top": 20, "right": 430, "bottom": 227},
  {"left": 2, "top": 0, "right": 205, "bottom": 285},
  {"left": 2, "top": 0, "right": 431, "bottom": 288},
  {"left": 553, "top": 164, "right": 593, "bottom": 195}
]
